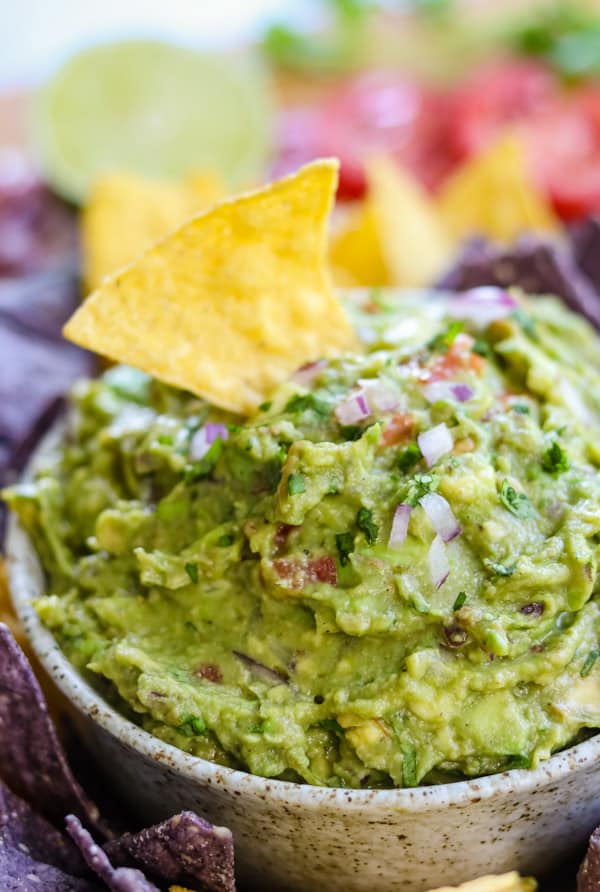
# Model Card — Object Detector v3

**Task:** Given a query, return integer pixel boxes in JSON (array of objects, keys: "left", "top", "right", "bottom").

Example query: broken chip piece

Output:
[
  {"left": 64, "top": 160, "right": 357, "bottom": 415},
  {"left": 66, "top": 815, "right": 159, "bottom": 892},
  {"left": 104, "top": 811, "right": 235, "bottom": 892},
  {"left": 0, "top": 624, "right": 102, "bottom": 833}
]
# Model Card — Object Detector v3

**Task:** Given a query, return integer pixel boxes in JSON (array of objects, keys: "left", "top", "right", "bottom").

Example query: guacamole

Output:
[{"left": 8, "top": 290, "right": 600, "bottom": 788}]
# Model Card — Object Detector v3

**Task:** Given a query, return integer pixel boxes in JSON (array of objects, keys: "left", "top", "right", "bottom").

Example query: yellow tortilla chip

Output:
[
  {"left": 329, "top": 156, "right": 452, "bottom": 288},
  {"left": 437, "top": 133, "right": 558, "bottom": 244},
  {"left": 82, "top": 171, "right": 223, "bottom": 290},
  {"left": 65, "top": 160, "right": 357, "bottom": 415},
  {"left": 329, "top": 202, "right": 390, "bottom": 288},
  {"left": 428, "top": 872, "right": 536, "bottom": 892}
]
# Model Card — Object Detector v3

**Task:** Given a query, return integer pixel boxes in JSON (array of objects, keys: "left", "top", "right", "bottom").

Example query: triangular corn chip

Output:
[
  {"left": 365, "top": 156, "right": 453, "bottom": 286},
  {"left": 65, "top": 160, "right": 357, "bottom": 415},
  {"left": 428, "top": 871, "right": 536, "bottom": 892},
  {"left": 329, "top": 156, "right": 452, "bottom": 288},
  {"left": 438, "top": 133, "right": 558, "bottom": 244},
  {"left": 82, "top": 171, "right": 224, "bottom": 290}
]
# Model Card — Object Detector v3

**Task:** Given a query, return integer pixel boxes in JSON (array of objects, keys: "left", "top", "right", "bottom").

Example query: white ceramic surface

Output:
[{"left": 6, "top": 429, "right": 600, "bottom": 892}]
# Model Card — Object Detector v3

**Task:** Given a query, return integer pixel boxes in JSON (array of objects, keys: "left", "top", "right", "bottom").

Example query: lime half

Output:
[{"left": 33, "top": 40, "right": 274, "bottom": 203}]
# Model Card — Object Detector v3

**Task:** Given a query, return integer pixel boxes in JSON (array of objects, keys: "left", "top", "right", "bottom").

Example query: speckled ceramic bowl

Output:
[{"left": 6, "top": 429, "right": 600, "bottom": 892}]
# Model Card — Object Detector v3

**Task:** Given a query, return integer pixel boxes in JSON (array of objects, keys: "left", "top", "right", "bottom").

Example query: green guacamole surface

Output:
[{"left": 8, "top": 290, "right": 600, "bottom": 788}]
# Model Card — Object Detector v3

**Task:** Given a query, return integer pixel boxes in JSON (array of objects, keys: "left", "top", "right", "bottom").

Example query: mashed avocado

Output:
[{"left": 7, "top": 290, "right": 600, "bottom": 788}]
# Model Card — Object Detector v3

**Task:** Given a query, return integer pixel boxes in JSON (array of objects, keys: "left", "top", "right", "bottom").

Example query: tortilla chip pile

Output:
[
  {"left": 329, "top": 134, "right": 559, "bottom": 290},
  {"left": 0, "top": 161, "right": 96, "bottom": 543},
  {"left": 66, "top": 160, "right": 357, "bottom": 415},
  {"left": 0, "top": 624, "right": 236, "bottom": 892}
]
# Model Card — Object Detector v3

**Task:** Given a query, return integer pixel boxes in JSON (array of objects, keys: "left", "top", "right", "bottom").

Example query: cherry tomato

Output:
[
  {"left": 448, "top": 58, "right": 557, "bottom": 162},
  {"left": 526, "top": 87, "right": 600, "bottom": 221},
  {"left": 315, "top": 71, "right": 453, "bottom": 198},
  {"left": 272, "top": 71, "right": 454, "bottom": 200}
]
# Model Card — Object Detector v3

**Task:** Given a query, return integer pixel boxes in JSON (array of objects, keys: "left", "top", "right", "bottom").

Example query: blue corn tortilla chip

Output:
[
  {"left": 0, "top": 624, "right": 103, "bottom": 834},
  {"left": 0, "top": 840, "right": 98, "bottom": 892},
  {"left": 0, "top": 779, "right": 86, "bottom": 876},
  {"left": 0, "top": 320, "right": 95, "bottom": 541},
  {"left": 66, "top": 816, "right": 160, "bottom": 892},
  {"left": 570, "top": 216, "right": 600, "bottom": 294},
  {"left": 436, "top": 235, "right": 600, "bottom": 330},
  {"left": 578, "top": 826, "right": 600, "bottom": 892},
  {"left": 0, "top": 271, "right": 80, "bottom": 340},
  {"left": 105, "top": 810, "right": 236, "bottom": 892}
]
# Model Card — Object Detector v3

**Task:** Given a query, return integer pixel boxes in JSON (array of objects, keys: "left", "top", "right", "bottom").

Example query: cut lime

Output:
[{"left": 32, "top": 40, "right": 274, "bottom": 203}]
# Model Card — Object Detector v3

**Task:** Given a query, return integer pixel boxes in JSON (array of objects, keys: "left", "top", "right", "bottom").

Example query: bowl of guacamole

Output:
[{"left": 6, "top": 288, "right": 600, "bottom": 889}]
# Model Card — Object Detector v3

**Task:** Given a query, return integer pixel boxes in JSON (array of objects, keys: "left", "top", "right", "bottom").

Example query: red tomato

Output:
[
  {"left": 448, "top": 58, "right": 557, "bottom": 162},
  {"left": 527, "top": 87, "right": 600, "bottom": 221},
  {"left": 315, "top": 71, "right": 455, "bottom": 198},
  {"left": 272, "top": 71, "right": 454, "bottom": 200}
]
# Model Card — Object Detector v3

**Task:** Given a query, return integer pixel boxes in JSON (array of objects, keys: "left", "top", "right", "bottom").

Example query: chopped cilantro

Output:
[
  {"left": 484, "top": 558, "right": 516, "bottom": 577},
  {"left": 397, "top": 443, "right": 421, "bottom": 473},
  {"left": 157, "top": 433, "right": 173, "bottom": 445},
  {"left": 357, "top": 507, "right": 378, "bottom": 544},
  {"left": 335, "top": 531, "right": 355, "bottom": 566},
  {"left": 541, "top": 440, "right": 569, "bottom": 475},
  {"left": 178, "top": 714, "right": 207, "bottom": 736},
  {"left": 499, "top": 479, "right": 534, "bottom": 518},
  {"left": 284, "top": 393, "right": 329, "bottom": 417},
  {"left": 511, "top": 308, "right": 537, "bottom": 340},
  {"left": 258, "top": 401, "right": 272, "bottom": 412},
  {"left": 506, "top": 754, "right": 531, "bottom": 770},
  {"left": 217, "top": 534, "right": 234, "bottom": 547},
  {"left": 288, "top": 473, "right": 306, "bottom": 496},
  {"left": 581, "top": 649, "right": 600, "bottom": 678},
  {"left": 472, "top": 338, "right": 491, "bottom": 358},
  {"left": 318, "top": 718, "right": 344, "bottom": 736},
  {"left": 340, "top": 424, "right": 363, "bottom": 441},
  {"left": 406, "top": 473, "right": 439, "bottom": 507},
  {"left": 391, "top": 716, "right": 418, "bottom": 786},
  {"left": 512, "top": 403, "right": 530, "bottom": 415},
  {"left": 453, "top": 591, "right": 467, "bottom": 611},
  {"left": 184, "top": 438, "right": 224, "bottom": 483},
  {"left": 428, "top": 320, "right": 464, "bottom": 353},
  {"left": 184, "top": 562, "right": 199, "bottom": 584},
  {"left": 263, "top": 458, "right": 283, "bottom": 494}
]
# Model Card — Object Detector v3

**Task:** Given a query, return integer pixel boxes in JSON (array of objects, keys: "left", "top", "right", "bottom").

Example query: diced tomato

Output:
[
  {"left": 273, "top": 523, "right": 294, "bottom": 553},
  {"left": 382, "top": 412, "right": 415, "bottom": 447},
  {"left": 194, "top": 663, "right": 223, "bottom": 683},
  {"left": 273, "top": 555, "right": 337, "bottom": 588},
  {"left": 447, "top": 58, "right": 557, "bottom": 162},
  {"left": 426, "top": 334, "right": 484, "bottom": 382}
]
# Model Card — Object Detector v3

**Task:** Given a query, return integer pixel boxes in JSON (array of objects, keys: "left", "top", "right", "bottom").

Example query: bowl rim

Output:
[{"left": 6, "top": 422, "right": 600, "bottom": 814}]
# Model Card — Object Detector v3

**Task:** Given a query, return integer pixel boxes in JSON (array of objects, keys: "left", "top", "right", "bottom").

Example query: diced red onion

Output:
[
  {"left": 292, "top": 359, "right": 327, "bottom": 386},
  {"left": 389, "top": 504, "right": 412, "bottom": 548},
  {"left": 334, "top": 390, "right": 370, "bottom": 425},
  {"left": 419, "top": 492, "right": 461, "bottom": 542},
  {"left": 189, "top": 422, "right": 229, "bottom": 460},
  {"left": 448, "top": 287, "right": 517, "bottom": 328},
  {"left": 428, "top": 534, "right": 450, "bottom": 589},
  {"left": 423, "top": 381, "right": 474, "bottom": 404},
  {"left": 358, "top": 379, "right": 400, "bottom": 412},
  {"left": 417, "top": 422, "right": 453, "bottom": 468}
]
